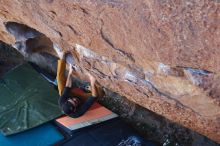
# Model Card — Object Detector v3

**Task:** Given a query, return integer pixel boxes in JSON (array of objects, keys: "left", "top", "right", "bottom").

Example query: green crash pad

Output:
[{"left": 0, "top": 63, "right": 62, "bottom": 135}]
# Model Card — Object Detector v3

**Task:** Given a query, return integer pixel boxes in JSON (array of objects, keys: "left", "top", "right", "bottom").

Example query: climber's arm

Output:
[
  {"left": 86, "top": 72, "right": 103, "bottom": 97},
  {"left": 65, "top": 66, "right": 73, "bottom": 88},
  {"left": 71, "top": 65, "right": 80, "bottom": 79}
]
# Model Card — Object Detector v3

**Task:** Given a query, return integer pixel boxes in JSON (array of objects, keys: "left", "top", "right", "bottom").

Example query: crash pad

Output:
[
  {"left": 0, "top": 123, "right": 64, "bottom": 146},
  {"left": 55, "top": 102, "right": 118, "bottom": 134},
  {"left": 60, "top": 118, "right": 156, "bottom": 146},
  {"left": 0, "top": 63, "right": 62, "bottom": 135}
]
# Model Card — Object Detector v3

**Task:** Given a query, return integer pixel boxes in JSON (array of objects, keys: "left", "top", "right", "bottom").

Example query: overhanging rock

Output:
[{"left": 0, "top": 0, "right": 219, "bottom": 143}]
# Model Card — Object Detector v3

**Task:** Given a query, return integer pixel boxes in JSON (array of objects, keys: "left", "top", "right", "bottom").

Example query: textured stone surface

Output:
[{"left": 0, "top": 0, "right": 219, "bottom": 143}]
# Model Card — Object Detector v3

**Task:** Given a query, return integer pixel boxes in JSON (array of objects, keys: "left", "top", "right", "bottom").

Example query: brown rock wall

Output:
[{"left": 0, "top": 0, "right": 219, "bottom": 143}]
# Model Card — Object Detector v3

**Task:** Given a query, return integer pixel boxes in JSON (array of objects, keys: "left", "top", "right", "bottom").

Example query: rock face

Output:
[{"left": 0, "top": 0, "right": 219, "bottom": 143}]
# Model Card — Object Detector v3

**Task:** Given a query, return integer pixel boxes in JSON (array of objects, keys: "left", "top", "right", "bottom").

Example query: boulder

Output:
[{"left": 0, "top": 0, "right": 219, "bottom": 143}]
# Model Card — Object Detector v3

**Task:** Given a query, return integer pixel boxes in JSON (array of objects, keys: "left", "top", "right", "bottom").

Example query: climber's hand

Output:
[{"left": 61, "top": 51, "right": 70, "bottom": 60}]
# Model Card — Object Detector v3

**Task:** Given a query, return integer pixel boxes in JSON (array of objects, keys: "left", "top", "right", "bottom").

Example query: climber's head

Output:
[{"left": 62, "top": 98, "right": 80, "bottom": 117}]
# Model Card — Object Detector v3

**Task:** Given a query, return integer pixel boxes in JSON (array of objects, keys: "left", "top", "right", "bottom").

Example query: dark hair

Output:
[
  {"left": 61, "top": 98, "right": 80, "bottom": 116},
  {"left": 62, "top": 101, "right": 74, "bottom": 115}
]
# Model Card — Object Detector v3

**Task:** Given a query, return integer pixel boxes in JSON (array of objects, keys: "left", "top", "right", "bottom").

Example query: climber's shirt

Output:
[{"left": 58, "top": 87, "right": 96, "bottom": 118}]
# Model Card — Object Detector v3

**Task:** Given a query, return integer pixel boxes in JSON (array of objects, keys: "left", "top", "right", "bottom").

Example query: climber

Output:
[{"left": 57, "top": 52, "right": 103, "bottom": 118}]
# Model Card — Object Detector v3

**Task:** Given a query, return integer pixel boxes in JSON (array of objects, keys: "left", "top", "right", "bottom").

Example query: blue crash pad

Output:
[{"left": 0, "top": 123, "right": 64, "bottom": 146}]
